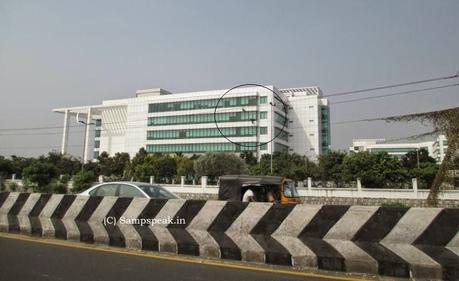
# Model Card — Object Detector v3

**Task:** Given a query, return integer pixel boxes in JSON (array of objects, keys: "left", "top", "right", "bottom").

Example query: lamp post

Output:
[
  {"left": 269, "top": 101, "right": 276, "bottom": 175},
  {"left": 416, "top": 148, "right": 420, "bottom": 169},
  {"left": 77, "top": 112, "right": 95, "bottom": 171}
]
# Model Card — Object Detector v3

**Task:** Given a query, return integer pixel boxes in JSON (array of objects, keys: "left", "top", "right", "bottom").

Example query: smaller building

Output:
[{"left": 349, "top": 135, "right": 448, "bottom": 163}]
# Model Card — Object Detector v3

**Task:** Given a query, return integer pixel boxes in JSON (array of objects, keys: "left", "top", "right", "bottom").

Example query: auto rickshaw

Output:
[{"left": 218, "top": 175, "right": 301, "bottom": 204}]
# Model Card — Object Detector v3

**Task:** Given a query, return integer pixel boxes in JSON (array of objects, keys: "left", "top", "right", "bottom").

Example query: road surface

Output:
[{"left": 0, "top": 235, "right": 370, "bottom": 281}]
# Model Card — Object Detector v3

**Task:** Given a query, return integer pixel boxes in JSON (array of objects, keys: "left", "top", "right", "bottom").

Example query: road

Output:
[{"left": 0, "top": 235, "right": 374, "bottom": 281}]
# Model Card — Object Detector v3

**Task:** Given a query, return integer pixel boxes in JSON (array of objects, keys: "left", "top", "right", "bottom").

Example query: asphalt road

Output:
[{"left": 0, "top": 236, "right": 363, "bottom": 281}]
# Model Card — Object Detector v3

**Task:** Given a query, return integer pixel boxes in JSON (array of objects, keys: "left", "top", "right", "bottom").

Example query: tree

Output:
[
  {"left": 240, "top": 151, "right": 257, "bottom": 166},
  {"left": 194, "top": 153, "right": 248, "bottom": 181},
  {"left": 175, "top": 155, "right": 195, "bottom": 180},
  {"left": 9, "top": 155, "right": 34, "bottom": 178},
  {"left": 401, "top": 148, "right": 435, "bottom": 169},
  {"left": 342, "top": 152, "right": 407, "bottom": 188},
  {"left": 97, "top": 152, "right": 114, "bottom": 176},
  {"left": 409, "top": 162, "right": 438, "bottom": 188},
  {"left": 72, "top": 170, "right": 96, "bottom": 193},
  {"left": 383, "top": 106, "right": 459, "bottom": 205},
  {"left": 0, "top": 156, "right": 12, "bottom": 178},
  {"left": 128, "top": 148, "right": 149, "bottom": 179},
  {"left": 43, "top": 152, "right": 81, "bottom": 176},
  {"left": 250, "top": 152, "right": 318, "bottom": 181},
  {"left": 318, "top": 151, "right": 346, "bottom": 187},
  {"left": 22, "top": 161, "right": 58, "bottom": 191},
  {"left": 111, "top": 152, "right": 130, "bottom": 178},
  {"left": 401, "top": 149, "right": 438, "bottom": 188},
  {"left": 154, "top": 156, "right": 177, "bottom": 183}
]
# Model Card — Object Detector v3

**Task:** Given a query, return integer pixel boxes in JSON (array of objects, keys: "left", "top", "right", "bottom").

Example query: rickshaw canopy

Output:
[{"left": 218, "top": 175, "right": 283, "bottom": 201}]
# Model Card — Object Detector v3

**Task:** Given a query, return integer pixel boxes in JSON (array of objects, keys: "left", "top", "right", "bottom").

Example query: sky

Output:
[{"left": 0, "top": 0, "right": 458, "bottom": 159}]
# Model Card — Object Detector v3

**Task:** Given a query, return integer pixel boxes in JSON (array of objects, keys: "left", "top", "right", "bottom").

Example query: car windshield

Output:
[
  {"left": 137, "top": 184, "right": 179, "bottom": 199},
  {"left": 283, "top": 180, "right": 299, "bottom": 197}
]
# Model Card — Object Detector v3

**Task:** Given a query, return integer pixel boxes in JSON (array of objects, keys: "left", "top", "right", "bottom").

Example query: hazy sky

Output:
[{"left": 1, "top": 0, "right": 458, "bottom": 159}]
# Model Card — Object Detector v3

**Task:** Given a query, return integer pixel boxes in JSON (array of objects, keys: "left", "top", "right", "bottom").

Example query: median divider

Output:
[{"left": 0, "top": 192, "right": 458, "bottom": 280}]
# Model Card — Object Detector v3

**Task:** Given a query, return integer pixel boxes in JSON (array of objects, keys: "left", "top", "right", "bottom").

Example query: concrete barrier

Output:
[{"left": 0, "top": 192, "right": 458, "bottom": 280}]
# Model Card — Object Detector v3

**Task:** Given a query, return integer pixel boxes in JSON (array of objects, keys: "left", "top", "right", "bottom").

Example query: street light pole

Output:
[
  {"left": 77, "top": 113, "right": 95, "bottom": 171},
  {"left": 416, "top": 148, "right": 420, "bottom": 169},
  {"left": 269, "top": 101, "right": 276, "bottom": 175}
]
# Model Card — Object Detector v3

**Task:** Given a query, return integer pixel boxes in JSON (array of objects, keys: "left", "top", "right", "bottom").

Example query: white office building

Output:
[
  {"left": 53, "top": 85, "right": 330, "bottom": 162},
  {"left": 349, "top": 135, "right": 448, "bottom": 163}
]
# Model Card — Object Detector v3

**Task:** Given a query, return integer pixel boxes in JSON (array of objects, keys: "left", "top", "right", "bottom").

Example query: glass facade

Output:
[
  {"left": 146, "top": 142, "right": 267, "bottom": 153},
  {"left": 147, "top": 126, "right": 268, "bottom": 140},
  {"left": 274, "top": 127, "right": 288, "bottom": 141},
  {"left": 148, "top": 111, "right": 267, "bottom": 126},
  {"left": 320, "top": 105, "right": 330, "bottom": 154},
  {"left": 274, "top": 112, "right": 288, "bottom": 127},
  {"left": 369, "top": 147, "right": 417, "bottom": 153},
  {"left": 274, "top": 142, "right": 289, "bottom": 152},
  {"left": 149, "top": 95, "right": 267, "bottom": 113}
]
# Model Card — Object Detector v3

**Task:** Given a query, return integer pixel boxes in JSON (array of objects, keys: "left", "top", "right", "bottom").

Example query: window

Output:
[
  {"left": 95, "top": 130, "right": 101, "bottom": 137},
  {"left": 146, "top": 142, "right": 259, "bottom": 153},
  {"left": 309, "top": 120, "right": 314, "bottom": 123},
  {"left": 148, "top": 95, "right": 264, "bottom": 113},
  {"left": 259, "top": 96, "right": 268, "bottom": 104},
  {"left": 119, "top": 185, "right": 146, "bottom": 198},
  {"left": 95, "top": 119, "right": 102, "bottom": 126},
  {"left": 94, "top": 140, "right": 100, "bottom": 148},
  {"left": 90, "top": 184, "right": 118, "bottom": 196},
  {"left": 148, "top": 111, "right": 268, "bottom": 126},
  {"left": 138, "top": 185, "right": 178, "bottom": 199},
  {"left": 93, "top": 151, "right": 99, "bottom": 159}
]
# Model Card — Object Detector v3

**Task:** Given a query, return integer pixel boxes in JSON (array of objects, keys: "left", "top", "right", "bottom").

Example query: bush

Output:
[
  {"left": 8, "top": 181, "right": 18, "bottom": 192},
  {"left": 381, "top": 202, "right": 409, "bottom": 209},
  {"left": 72, "top": 170, "right": 96, "bottom": 193},
  {"left": 0, "top": 176, "right": 5, "bottom": 192},
  {"left": 22, "top": 161, "right": 58, "bottom": 192},
  {"left": 51, "top": 181, "right": 68, "bottom": 194}
]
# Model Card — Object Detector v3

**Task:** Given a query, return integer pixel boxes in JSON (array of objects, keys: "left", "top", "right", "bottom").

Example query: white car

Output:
[{"left": 79, "top": 182, "right": 179, "bottom": 199}]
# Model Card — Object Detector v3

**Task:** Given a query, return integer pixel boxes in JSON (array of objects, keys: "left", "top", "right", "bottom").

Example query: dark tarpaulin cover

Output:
[{"left": 217, "top": 175, "right": 283, "bottom": 201}]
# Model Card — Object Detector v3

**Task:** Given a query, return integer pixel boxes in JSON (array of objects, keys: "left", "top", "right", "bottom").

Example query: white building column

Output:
[
  {"left": 83, "top": 107, "right": 92, "bottom": 163},
  {"left": 61, "top": 109, "right": 70, "bottom": 155}
]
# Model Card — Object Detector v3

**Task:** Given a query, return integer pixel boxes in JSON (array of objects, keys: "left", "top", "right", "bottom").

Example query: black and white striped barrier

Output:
[{"left": 0, "top": 192, "right": 458, "bottom": 280}]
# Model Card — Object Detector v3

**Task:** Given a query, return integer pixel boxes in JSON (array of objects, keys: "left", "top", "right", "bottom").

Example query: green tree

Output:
[
  {"left": 175, "top": 155, "right": 195, "bottom": 180},
  {"left": 128, "top": 148, "right": 149, "bottom": 179},
  {"left": 0, "top": 156, "right": 13, "bottom": 178},
  {"left": 250, "top": 152, "right": 317, "bottom": 181},
  {"left": 401, "top": 148, "right": 435, "bottom": 169},
  {"left": 194, "top": 153, "right": 248, "bottom": 182},
  {"left": 240, "top": 151, "right": 257, "bottom": 166},
  {"left": 154, "top": 156, "right": 177, "bottom": 183},
  {"left": 111, "top": 152, "right": 130, "bottom": 178},
  {"left": 43, "top": 152, "right": 81, "bottom": 176},
  {"left": 342, "top": 152, "right": 408, "bottom": 188},
  {"left": 72, "top": 170, "right": 96, "bottom": 193},
  {"left": 318, "top": 151, "right": 346, "bottom": 187},
  {"left": 95, "top": 152, "right": 130, "bottom": 178},
  {"left": 410, "top": 162, "right": 438, "bottom": 188},
  {"left": 97, "top": 152, "right": 114, "bottom": 176},
  {"left": 22, "top": 161, "right": 58, "bottom": 191},
  {"left": 9, "top": 155, "right": 34, "bottom": 179}
]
